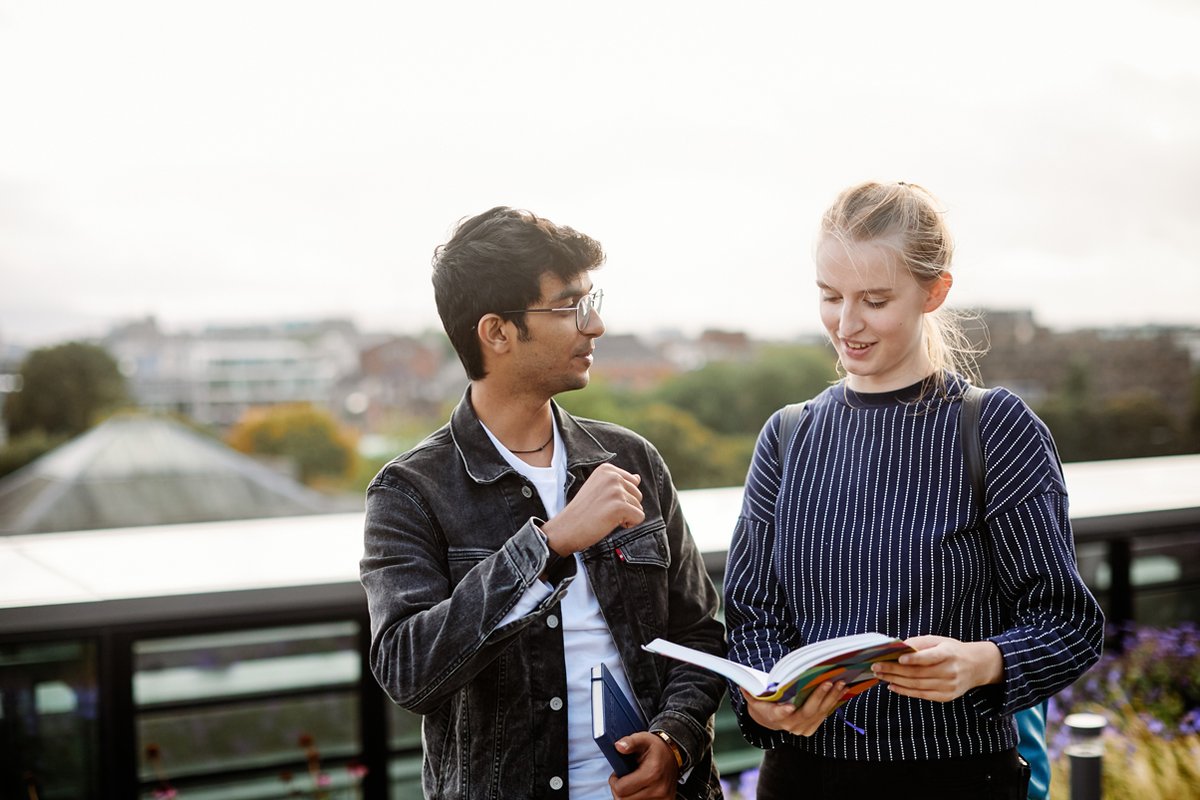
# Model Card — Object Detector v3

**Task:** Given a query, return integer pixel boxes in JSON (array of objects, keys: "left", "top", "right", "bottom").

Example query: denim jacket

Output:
[{"left": 361, "top": 390, "right": 727, "bottom": 799}]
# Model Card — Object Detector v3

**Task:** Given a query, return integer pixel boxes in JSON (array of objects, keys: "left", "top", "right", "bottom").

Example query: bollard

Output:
[{"left": 1065, "top": 712, "right": 1107, "bottom": 800}]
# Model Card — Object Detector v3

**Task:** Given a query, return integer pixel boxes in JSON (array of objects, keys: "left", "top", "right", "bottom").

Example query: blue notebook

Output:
[{"left": 590, "top": 662, "right": 647, "bottom": 777}]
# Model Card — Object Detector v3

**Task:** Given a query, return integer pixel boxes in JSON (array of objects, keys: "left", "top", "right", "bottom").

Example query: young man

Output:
[{"left": 361, "top": 207, "right": 726, "bottom": 799}]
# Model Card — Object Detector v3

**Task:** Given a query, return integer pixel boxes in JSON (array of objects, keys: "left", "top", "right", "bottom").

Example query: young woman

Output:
[{"left": 723, "top": 182, "right": 1104, "bottom": 799}]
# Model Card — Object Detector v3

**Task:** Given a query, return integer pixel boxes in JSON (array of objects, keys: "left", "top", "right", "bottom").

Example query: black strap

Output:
[
  {"left": 958, "top": 385, "right": 1051, "bottom": 757},
  {"left": 958, "top": 385, "right": 988, "bottom": 525},
  {"left": 775, "top": 402, "right": 808, "bottom": 467}
]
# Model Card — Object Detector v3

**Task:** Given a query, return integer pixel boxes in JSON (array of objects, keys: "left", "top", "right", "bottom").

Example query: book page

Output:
[
  {"left": 769, "top": 632, "right": 898, "bottom": 681},
  {"left": 642, "top": 638, "right": 774, "bottom": 695}
]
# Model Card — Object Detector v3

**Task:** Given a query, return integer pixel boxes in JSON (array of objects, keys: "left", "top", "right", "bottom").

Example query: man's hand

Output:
[
  {"left": 870, "top": 635, "right": 1003, "bottom": 702},
  {"left": 608, "top": 732, "right": 678, "bottom": 800},
  {"left": 541, "top": 464, "right": 643, "bottom": 556},
  {"left": 741, "top": 680, "right": 847, "bottom": 737}
]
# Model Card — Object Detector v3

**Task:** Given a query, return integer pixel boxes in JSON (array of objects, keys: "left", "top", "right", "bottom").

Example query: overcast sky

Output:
[{"left": 1, "top": 0, "right": 1198, "bottom": 347}]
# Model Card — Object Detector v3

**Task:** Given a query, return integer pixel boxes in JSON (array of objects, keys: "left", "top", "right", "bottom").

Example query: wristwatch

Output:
[{"left": 651, "top": 729, "right": 686, "bottom": 770}]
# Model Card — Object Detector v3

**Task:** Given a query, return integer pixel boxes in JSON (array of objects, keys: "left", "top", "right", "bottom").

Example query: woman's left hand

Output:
[
  {"left": 871, "top": 635, "right": 1003, "bottom": 702},
  {"left": 740, "top": 680, "right": 848, "bottom": 736}
]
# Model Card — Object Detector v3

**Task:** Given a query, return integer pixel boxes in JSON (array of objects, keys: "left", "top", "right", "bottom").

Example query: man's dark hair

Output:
[{"left": 431, "top": 206, "right": 605, "bottom": 380}]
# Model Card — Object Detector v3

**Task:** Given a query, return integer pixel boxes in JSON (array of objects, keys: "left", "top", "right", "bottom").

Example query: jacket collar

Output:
[{"left": 449, "top": 386, "right": 615, "bottom": 485}]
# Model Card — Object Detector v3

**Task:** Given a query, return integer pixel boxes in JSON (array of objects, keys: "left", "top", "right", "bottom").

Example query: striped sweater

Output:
[{"left": 724, "top": 375, "right": 1104, "bottom": 761}]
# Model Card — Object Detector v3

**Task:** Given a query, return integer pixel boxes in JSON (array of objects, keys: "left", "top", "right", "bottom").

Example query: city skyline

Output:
[{"left": 2, "top": 0, "right": 1199, "bottom": 347}]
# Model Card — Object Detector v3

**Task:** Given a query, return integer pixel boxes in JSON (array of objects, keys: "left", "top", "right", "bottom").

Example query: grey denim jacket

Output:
[{"left": 361, "top": 389, "right": 727, "bottom": 799}]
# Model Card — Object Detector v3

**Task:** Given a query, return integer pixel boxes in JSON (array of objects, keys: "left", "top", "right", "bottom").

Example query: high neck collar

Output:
[{"left": 832, "top": 373, "right": 968, "bottom": 409}]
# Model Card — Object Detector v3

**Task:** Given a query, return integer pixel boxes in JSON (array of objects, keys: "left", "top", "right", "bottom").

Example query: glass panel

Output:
[
  {"left": 1130, "top": 527, "right": 1200, "bottom": 625},
  {"left": 1077, "top": 531, "right": 1200, "bottom": 625},
  {"left": 386, "top": 701, "right": 422, "bottom": 750},
  {"left": 1075, "top": 541, "right": 1109, "bottom": 591},
  {"left": 1134, "top": 584, "right": 1200, "bottom": 627},
  {"left": 138, "top": 760, "right": 368, "bottom": 800},
  {"left": 137, "top": 691, "right": 359, "bottom": 778},
  {"left": 0, "top": 639, "right": 99, "bottom": 800},
  {"left": 1131, "top": 529, "right": 1200, "bottom": 587},
  {"left": 133, "top": 622, "right": 362, "bottom": 788},
  {"left": 389, "top": 755, "right": 424, "bottom": 800},
  {"left": 135, "top": 622, "right": 359, "bottom": 705}
]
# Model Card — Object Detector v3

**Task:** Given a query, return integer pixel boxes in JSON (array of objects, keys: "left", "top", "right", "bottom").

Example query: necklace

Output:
[{"left": 509, "top": 430, "right": 554, "bottom": 454}]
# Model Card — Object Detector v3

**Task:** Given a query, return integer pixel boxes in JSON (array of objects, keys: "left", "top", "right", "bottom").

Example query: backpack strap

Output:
[
  {"left": 958, "top": 384, "right": 1052, "bottom": 785},
  {"left": 958, "top": 385, "right": 987, "bottom": 526},
  {"left": 775, "top": 402, "right": 808, "bottom": 468}
]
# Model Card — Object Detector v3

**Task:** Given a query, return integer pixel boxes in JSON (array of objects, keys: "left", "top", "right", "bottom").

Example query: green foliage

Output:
[
  {"left": 1034, "top": 358, "right": 1194, "bottom": 462},
  {"left": 0, "top": 430, "right": 69, "bottom": 479},
  {"left": 225, "top": 403, "right": 358, "bottom": 487},
  {"left": 349, "top": 453, "right": 392, "bottom": 494},
  {"left": 623, "top": 403, "right": 755, "bottom": 490},
  {"left": 654, "top": 344, "right": 836, "bottom": 436},
  {"left": 555, "top": 377, "right": 635, "bottom": 426},
  {"left": 1039, "top": 390, "right": 1186, "bottom": 462},
  {"left": 3, "top": 342, "right": 130, "bottom": 438},
  {"left": 559, "top": 353, "right": 827, "bottom": 490},
  {"left": 559, "top": 379, "right": 755, "bottom": 489}
]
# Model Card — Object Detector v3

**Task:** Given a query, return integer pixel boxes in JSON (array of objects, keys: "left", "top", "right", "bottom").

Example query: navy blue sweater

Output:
[{"left": 724, "top": 375, "right": 1104, "bottom": 761}]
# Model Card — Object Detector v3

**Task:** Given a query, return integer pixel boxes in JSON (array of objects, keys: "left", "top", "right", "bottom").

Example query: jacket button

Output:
[
  {"left": 521, "top": 486, "right": 533, "bottom": 498},
  {"left": 549, "top": 776, "right": 563, "bottom": 790},
  {"left": 547, "top": 614, "right": 559, "bottom": 628},
  {"left": 550, "top": 696, "right": 563, "bottom": 711}
]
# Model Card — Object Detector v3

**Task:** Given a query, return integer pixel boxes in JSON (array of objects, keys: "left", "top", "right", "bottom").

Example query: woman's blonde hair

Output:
[{"left": 818, "top": 181, "right": 982, "bottom": 393}]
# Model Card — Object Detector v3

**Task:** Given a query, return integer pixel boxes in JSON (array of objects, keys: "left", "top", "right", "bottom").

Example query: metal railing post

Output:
[{"left": 1065, "top": 712, "right": 1107, "bottom": 800}]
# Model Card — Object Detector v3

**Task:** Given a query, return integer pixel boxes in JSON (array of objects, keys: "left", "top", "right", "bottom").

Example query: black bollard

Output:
[{"left": 1065, "top": 712, "right": 1107, "bottom": 800}]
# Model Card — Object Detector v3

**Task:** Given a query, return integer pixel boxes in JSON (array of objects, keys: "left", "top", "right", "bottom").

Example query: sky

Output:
[{"left": 1, "top": 0, "right": 1198, "bottom": 347}]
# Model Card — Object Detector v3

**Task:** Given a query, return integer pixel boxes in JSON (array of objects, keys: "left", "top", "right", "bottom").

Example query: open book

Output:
[{"left": 643, "top": 632, "right": 914, "bottom": 706}]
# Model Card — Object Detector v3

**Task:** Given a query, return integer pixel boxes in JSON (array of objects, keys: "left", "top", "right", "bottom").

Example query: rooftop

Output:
[{"left": 0, "top": 414, "right": 334, "bottom": 535}]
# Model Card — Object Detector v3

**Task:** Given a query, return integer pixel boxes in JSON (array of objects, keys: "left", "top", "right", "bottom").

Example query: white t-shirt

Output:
[{"left": 482, "top": 420, "right": 635, "bottom": 799}]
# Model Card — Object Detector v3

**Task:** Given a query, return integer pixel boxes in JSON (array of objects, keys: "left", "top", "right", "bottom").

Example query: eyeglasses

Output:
[{"left": 501, "top": 288, "right": 603, "bottom": 332}]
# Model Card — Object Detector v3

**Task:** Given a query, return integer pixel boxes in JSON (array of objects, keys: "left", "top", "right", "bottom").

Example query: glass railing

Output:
[
  {"left": 133, "top": 622, "right": 365, "bottom": 799},
  {"left": 0, "top": 639, "right": 100, "bottom": 800}
]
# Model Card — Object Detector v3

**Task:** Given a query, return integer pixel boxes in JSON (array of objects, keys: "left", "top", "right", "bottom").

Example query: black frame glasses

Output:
[{"left": 501, "top": 288, "right": 603, "bottom": 332}]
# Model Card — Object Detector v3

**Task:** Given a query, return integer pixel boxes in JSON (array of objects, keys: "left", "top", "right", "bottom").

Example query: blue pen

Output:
[{"left": 837, "top": 706, "right": 866, "bottom": 735}]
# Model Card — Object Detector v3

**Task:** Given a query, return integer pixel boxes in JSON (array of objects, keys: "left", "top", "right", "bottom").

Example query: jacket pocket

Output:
[
  {"left": 607, "top": 520, "right": 671, "bottom": 637},
  {"left": 612, "top": 519, "right": 670, "bottom": 568}
]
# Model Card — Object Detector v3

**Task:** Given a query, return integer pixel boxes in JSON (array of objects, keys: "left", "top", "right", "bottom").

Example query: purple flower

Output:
[{"left": 738, "top": 768, "right": 760, "bottom": 797}]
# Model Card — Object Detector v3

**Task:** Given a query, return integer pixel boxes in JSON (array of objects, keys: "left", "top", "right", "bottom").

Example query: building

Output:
[
  {"left": 0, "top": 414, "right": 335, "bottom": 535},
  {"left": 103, "top": 318, "right": 363, "bottom": 429}
]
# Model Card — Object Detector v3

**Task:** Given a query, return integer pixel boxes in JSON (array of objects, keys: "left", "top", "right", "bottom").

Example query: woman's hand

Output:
[
  {"left": 871, "top": 635, "right": 1003, "bottom": 702},
  {"left": 741, "top": 680, "right": 848, "bottom": 736}
]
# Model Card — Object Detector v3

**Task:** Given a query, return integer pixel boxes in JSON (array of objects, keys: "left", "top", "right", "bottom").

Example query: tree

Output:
[
  {"left": 226, "top": 403, "right": 358, "bottom": 486},
  {"left": 1039, "top": 388, "right": 1185, "bottom": 462},
  {"left": 3, "top": 342, "right": 130, "bottom": 438},
  {"left": 654, "top": 344, "right": 837, "bottom": 436},
  {"left": 624, "top": 403, "right": 754, "bottom": 489},
  {"left": 559, "top": 382, "right": 754, "bottom": 489},
  {"left": 0, "top": 430, "right": 69, "bottom": 479}
]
